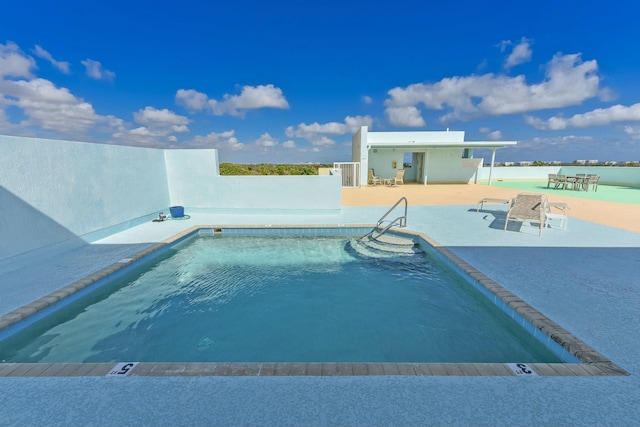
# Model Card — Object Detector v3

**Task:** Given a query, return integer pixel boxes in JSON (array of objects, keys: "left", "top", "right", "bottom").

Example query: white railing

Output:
[{"left": 333, "top": 162, "right": 361, "bottom": 187}]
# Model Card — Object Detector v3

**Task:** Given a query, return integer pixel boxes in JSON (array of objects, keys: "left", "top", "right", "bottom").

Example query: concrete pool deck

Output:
[{"left": 1, "top": 184, "right": 640, "bottom": 426}]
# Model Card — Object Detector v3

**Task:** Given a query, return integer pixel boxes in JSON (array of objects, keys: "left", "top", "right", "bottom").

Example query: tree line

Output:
[{"left": 219, "top": 163, "right": 333, "bottom": 175}]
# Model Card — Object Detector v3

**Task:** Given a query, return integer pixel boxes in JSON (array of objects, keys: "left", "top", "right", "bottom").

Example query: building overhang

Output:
[{"left": 368, "top": 140, "right": 517, "bottom": 150}]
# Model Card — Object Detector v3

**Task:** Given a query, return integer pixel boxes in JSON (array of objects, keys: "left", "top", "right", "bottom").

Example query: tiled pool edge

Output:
[
  {"left": 0, "top": 361, "right": 619, "bottom": 377},
  {"left": 399, "top": 228, "right": 629, "bottom": 377},
  {"left": 0, "top": 225, "right": 629, "bottom": 378}
]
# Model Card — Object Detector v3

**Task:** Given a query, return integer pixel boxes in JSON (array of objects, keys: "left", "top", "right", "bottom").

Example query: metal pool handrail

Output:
[{"left": 359, "top": 197, "right": 408, "bottom": 240}]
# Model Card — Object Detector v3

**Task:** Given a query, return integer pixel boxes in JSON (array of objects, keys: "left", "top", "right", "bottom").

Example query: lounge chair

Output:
[
  {"left": 368, "top": 169, "right": 382, "bottom": 186},
  {"left": 387, "top": 169, "right": 405, "bottom": 186},
  {"left": 504, "top": 193, "right": 550, "bottom": 236}
]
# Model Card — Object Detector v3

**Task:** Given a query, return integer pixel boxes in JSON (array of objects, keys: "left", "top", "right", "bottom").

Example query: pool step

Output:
[{"left": 348, "top": 233, "right": 416, "bottom": 258}]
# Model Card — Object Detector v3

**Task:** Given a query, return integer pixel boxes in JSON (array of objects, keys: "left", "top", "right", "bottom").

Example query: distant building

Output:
[
  {"left": 503, "top": 161, "right": 515, "bottom": 166},
  {"left": 517, "top": 161, "right": 532, "bottom": 166},
  {"left": 587, "top": 160, "right": 599, "bottom": 165},
  {"left": 604, "top": 161, "right": 618, "bottom": 166},
  {"left": 574, "top": 160, "right": 587, "bottom": 165},
  {"left": 549, "top": 161, "right": 562, "bottom": 165}
]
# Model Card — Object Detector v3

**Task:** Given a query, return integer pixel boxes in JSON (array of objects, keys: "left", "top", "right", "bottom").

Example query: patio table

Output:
[{"left": 566, "top": 176, "right": 587, "bottom": 191}]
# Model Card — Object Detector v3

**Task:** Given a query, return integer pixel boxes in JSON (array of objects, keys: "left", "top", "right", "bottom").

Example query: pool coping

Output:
[{"left": 0, "top": 225, "right": 629, "bottom": 378}]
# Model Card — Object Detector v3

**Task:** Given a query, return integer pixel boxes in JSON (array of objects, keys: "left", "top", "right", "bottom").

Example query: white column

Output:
[{"left": 488, "top": 148, "right": 497, "bottom": 185}]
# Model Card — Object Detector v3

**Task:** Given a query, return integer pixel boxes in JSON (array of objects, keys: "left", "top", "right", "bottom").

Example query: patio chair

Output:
[
  {"left": 368, "top": 169, "right": 382, "bottom": 186},
  {"left": 585, "top": 174, "right": 600, "bottom": 192},
  {"left": 504, "top": 193, "right": 550, "bottom": 236},
  {"left": 387, "top": 169, "right": 405, "bottom": 186},
  {"left": 553, "top": 174, "right": 569, "bottom": 190},
  {"left": 547, "top": 173, "right": 558, "bottom": 188}
]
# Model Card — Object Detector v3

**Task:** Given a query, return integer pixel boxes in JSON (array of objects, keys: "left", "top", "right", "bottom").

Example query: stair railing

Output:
[{"left": 359, "top": 197, "right": 408, "bottom": 240}]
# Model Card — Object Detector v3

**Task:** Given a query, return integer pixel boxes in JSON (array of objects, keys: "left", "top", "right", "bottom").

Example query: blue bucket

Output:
[{"left": 169, "top": 206, "right": 184, "bottom": 218}]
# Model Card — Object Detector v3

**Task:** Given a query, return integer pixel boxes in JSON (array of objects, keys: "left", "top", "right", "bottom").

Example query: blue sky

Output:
[{"left": 1, "top": 0, "right": 639, "bottom": 164}]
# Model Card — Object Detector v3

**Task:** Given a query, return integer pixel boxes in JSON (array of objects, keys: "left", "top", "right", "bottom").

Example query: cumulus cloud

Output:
[
  {"left": 526, "top": 103, "right": 640, "bottom": 130},
  {"left": 2, "top": 76, "right": 107, "bottom": 134},
  {"left": 114, "top": 106, "right": 190, "bottom": 145},
  {"left": 133, "top": 106, "right": 190, "bottom": 128},
  {"left": 183, "top": 130, "right": 244, "bottom": 150},
  {"left": 81, "top": 59, "right": 115, "bottom": 81},
  {"left": 500, "top": 37, "right": 533, "bottom": 69},
  {"left": 362, "top": 95, "right": 373, "bottom": 104},
  {"left": 32, "top": 45, "right": 70, "bottom": 74},
  {"left": 384, "top": 52, "right": 603, "bottom": 127},
  {"left": 175, "top": 84, "right": 289, "bottom": 117},
  {"left": 255, "top": 132, "right": 278, "bottom": 147},
  {"left": 384, "top": 106, "right": 426, "bottom": 127},
  {"left": 624, "top": 126, "right": 640, "bottom": 140},
  {"left": 285, "top": 115, "right": 373, "bottom": 146},
  {"left": 486, "top": 130, "right": 503, "bottom": 140},
  {"left": 0, "top": 41, "right": 182, "bottom": 145},
  {"left": 175, "top": 89, "right": 208, "bottom": 111},
  {"left": 0, "top": 42, "right": 35, "bottom": 78},
  {"left": 282, "top": 140, "right": 296, "bottom": 148}
]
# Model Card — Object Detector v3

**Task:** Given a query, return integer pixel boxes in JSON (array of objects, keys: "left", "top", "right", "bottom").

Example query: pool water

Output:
[{"left": 0, "top": 235, "right": 562, "bottom": 364}]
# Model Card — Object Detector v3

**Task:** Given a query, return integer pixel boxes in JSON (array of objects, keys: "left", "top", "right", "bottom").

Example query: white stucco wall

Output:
[
  {"left": 560, "top": 166, "right": 640, "bottom": 185},
  {"left": 367, "top": 149, "right": 404, "bottom": 181},
  {"left": 164, "top": 149, "right": 341, "bottom": 211},
  {"left": 0, "top": 136, "right": 170, "bottom": 260},
  {"left": 164, "top": 149, "right": 220, "bottom": 207},
  {"left": 477, "top": 166, "right": 640, "bottom": 185},
  {"left": 179, "top": 176, "right": 342, "bottom": 211},
  {"left": 0, "top": 135, "right": 344, "bottom": 261},
  {"left": 477, "top": 166, "right": 561, "bottom": 181}
]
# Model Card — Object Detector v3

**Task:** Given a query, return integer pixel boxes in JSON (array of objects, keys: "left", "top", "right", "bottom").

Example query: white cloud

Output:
[
  {"left": 255, "top": 132, "right": 278, "bottom": 147},
  {"left": 282, "top": 140, "right": 296, "bottom": 148},
  {"left": 3, "top": 77, "right": 102, "bottom": 134},
  {"left": 502, "top": 37, "right": 533, "bottom": 69},
  {"left": 175, "top": 89, "right": 209, "bottom": 111},
  {"left": 133, "top": 106, "right": 190, "bottom": 128},
  {"left": 117, "top": 106, "right": 190, "bottom": 145},
  {"left": 526, "top": 103, "right": 640, "bottom": 130},
  {"left": 184, "top": 130, "right": 244, "bottom": 150},
  {"left": 478, "top": 127, "right": 503, "bottom": 140},
  {"left": 623, "top": 126, "right": 640, "bottom": 140},
  {"left": 517, "top": 134, "right": 594, "bottom": 148},
  {"left": 81, "top": 59, "right": 115, "bottom": 81},
  {"left": 32, "top": 45, "right": 70, "bottom": 74},
  {"left": 384, "top": 52, "right": 602, "bottom": 126},
  {"left": 0, "top": 42, "right": 35, "bottom": 78},
  {"left": 487, "top": 130, "right": 503, "bottom": 140},
  {"left": 385, "top": 106, "right": 426, "bottom": 127},
  {"left": 176, "top": 84, "right": 289, "bottom": 117},
  {"left": 285, "top": 115, "right": 373, "bottom": 146},
  {"left": 0, "top": 41, "right": 189, "bottom": 145},
  {"left": 362, "top": 95, "right": 373, "bottom": 104}
]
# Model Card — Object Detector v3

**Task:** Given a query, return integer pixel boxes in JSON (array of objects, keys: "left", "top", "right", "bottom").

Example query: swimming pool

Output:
[
  {"left": 1, "top": 229, "right": 566, "bottom": 365},
  {"left": 0, "top": 227, "right": 627, "bottom": 377}
]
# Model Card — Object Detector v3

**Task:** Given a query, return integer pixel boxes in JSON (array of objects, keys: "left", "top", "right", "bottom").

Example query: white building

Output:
[{"left": 352, "top": 126, "right": 517, "bottom": 185}]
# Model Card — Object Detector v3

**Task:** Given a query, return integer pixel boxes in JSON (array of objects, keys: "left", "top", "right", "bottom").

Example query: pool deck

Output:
[{"left": 1, "top": 184, "right": 640, "bottom": 426}]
